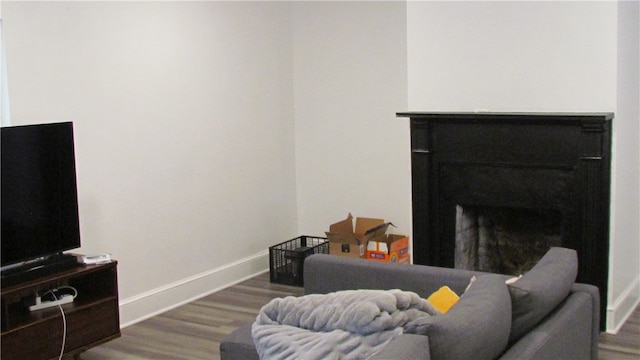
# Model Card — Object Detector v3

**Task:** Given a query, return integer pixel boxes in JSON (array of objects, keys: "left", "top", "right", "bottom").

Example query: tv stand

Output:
[
  {"left": 1, "top": 254, "right": 80, "bottom": 288},
  {"left": 1, "top": 260, "right": 120, "bottom": 360}
]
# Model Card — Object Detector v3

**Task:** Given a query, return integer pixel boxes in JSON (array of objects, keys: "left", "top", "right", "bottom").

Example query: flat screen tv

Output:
[{"left": 1, "top": 122, "right": 81, "bottom": 271}]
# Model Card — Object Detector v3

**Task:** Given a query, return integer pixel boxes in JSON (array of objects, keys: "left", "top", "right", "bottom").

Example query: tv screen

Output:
[{"left": 1, "top": 122, "right": 81, "bottom": 268}]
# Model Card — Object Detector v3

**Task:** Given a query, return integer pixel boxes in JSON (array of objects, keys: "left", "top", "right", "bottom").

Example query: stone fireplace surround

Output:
[{"left": 398, "top": 112, "right": 612, "bottom": 329}]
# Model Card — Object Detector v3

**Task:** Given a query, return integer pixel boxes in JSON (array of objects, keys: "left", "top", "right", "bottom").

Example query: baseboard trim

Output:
[
  {"left": 118, "top": 251, "right": 269, "bottom": 328},
  {"left": 606, "top": 275, "right": 640, "bottom": 334}
]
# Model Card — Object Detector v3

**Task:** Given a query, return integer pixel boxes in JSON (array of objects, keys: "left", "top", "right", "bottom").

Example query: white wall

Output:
[
  {"left": 609, "top": 0, "right": 640, "bottom": 332},
  {"left": 2, "top": 0, "right": 410, "bottom": 327},
  {"left": 292, "top": 1, "right": 410, "bottom": 236},
  {"left": 1, "top": 3, "right": 9, "bottom": 126},
  {"left": 407, "top": 1, "right": 617, "bottom": 111},
  {"left": 406, "top": 0, "right": 639, "bottom": 332},
  {"left": 3, "top": 1, "right": 297, "bottom": 325}
]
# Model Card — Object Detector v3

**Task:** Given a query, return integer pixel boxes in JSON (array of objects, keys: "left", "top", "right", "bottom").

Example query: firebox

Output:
[{"left": 398, "top": 112, "right": 612, "bottom": 329}]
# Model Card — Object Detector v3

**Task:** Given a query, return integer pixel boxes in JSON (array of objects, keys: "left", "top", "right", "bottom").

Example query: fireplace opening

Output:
[{"left": 454, "top": 205, "right": 563, "bottom": 275}]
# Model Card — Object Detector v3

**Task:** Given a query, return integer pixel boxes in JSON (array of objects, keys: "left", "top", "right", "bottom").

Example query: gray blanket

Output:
[{"left": 251, "top": 289, "right": 438, "bottom": 360}]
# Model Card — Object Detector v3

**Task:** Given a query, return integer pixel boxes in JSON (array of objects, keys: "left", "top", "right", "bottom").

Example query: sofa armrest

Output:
[
  {"left": 500, "top": 291, "right": 596, "bottom": 360},
  {"left": 571, "top": 283, "right": 600, "bottom": 359},
  {"left": 303, "top": 254, "right": 482, "bottom": 297},
  {"left": 368, "top": 334, "right": 431, "bottom": 360}
]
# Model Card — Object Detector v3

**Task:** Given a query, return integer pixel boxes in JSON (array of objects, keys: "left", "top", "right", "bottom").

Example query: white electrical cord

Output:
[
  {"left": 52, "top": 285, "right": 78, "bottom": 300},
  {"left": 43, "top": 286, "right": 77, "bottom": 360},
  {"left": 55, "top": 301, "right": 67, "bottom": 360}
]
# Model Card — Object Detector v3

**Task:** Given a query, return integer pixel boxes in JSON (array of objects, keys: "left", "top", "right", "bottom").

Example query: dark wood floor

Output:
[
  {"left": 80, "top": 272, "right": 639, "bottom": 360},
  {"left": 599, "top": 304, "right": 640, "bottom": 360}
]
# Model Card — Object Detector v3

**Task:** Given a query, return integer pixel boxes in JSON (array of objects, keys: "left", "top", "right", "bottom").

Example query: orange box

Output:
[{"left": 366, "top": 234, "right": 410, "bottom": 263}]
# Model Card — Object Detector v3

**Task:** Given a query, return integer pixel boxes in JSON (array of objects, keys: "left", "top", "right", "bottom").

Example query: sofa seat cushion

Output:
[
  {"left": 507, "top": 247, "right": 578, "bottom": 342},
  {"left": 368, "top": 334, "right": 431, "bottom": 360},
  {"left": 404, "top": 274, "right": 511, "bottom": 360}
]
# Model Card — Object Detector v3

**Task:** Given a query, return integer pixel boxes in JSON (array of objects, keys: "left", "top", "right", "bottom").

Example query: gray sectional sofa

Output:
[{"left": 220, "top": 247, "right": 600, "bottom": 360}]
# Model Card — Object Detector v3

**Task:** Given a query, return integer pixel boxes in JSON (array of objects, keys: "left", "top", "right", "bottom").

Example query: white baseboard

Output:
[
  {"left": 118, "top": 251, "right": 269, "bottom": 328},
  {"left": 606, "top": 275, "right": 640, "bottom": 334}
]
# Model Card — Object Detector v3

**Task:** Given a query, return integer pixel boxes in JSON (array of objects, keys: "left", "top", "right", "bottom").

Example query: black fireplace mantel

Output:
[{"left": 398, "top": 111, "right": 613, "bottom": 329}]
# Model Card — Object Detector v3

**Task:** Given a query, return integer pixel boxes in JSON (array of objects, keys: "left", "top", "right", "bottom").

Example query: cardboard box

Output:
[
  {"left": 366, "top": 234, "right": 410, "bottom": 263},
  {"left": 325, "top": 214, "right": 392, "bottom": 258}
]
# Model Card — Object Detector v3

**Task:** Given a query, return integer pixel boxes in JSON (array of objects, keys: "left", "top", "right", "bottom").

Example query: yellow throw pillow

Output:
[{"left": 427, "top": 286, "right": 460, "bottom": 313}]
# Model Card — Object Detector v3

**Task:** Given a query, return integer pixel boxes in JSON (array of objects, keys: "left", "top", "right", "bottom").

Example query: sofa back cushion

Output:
[
  {"left": 404, "top": 274, "right": 511, "bottom": 360},
  {"left": 507, "top": 247, "right": 578, "bottom": 342}
]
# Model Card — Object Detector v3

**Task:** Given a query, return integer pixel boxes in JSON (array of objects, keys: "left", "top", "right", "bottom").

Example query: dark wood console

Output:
[{"left": 1, "top": 260, "right": 120, "bottom": 360}]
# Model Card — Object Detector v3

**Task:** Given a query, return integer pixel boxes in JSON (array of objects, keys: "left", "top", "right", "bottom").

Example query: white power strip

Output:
[{"left": 29, "top": 294, "right": 74, "bottom": 311}]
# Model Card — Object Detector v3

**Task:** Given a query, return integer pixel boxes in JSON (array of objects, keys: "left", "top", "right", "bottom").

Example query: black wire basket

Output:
[{"left": 269, "top": 236, "right": 329, "bottom": 286}]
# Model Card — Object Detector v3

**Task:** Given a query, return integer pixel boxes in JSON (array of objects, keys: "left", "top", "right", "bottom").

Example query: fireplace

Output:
[
  {"left": 455, "top": 205, "right": 564, "bottom": 275},
  {"left": 398, "top": 112, "right": 612, "bottom": 329}
]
